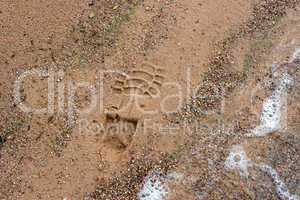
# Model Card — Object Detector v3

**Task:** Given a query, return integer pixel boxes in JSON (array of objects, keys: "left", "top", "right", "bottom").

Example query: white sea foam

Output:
[
  {"left": 224, "top": 145, "right": 252, "bottom": 177},
  {"left": 290, "top": 47, "right": 300, "bottom": 62},
  {"left": 249, "top": 72, "right": 294, "bottom": 137},
  {"left": 224, "top": 146, "right": 299, "bottom": 200},
  {"left": 226, "top": 47, "right": 300, "bottom": 199},
  {"left": 260, "top": 165, "right": 299, "bottom": 200},
  {"left": 250, "top": 48, "right": 300, "bottom": 137},
  {"left": 138, "top": 170, "right": 188, "bottom": 200},
  {"left": 138, "top": 171, "right": 169, "bottom": 200},
  {"left": 166, "top": 171, "right": 184, "bottom": 181}
]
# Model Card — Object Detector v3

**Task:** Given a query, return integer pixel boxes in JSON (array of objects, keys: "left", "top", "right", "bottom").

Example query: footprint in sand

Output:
[
  {"left": 103, "top": 62, "right": 166, "bottom": 150},
  {"left": 111, "top": 62, "right": 165, "bottom": 98}
]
